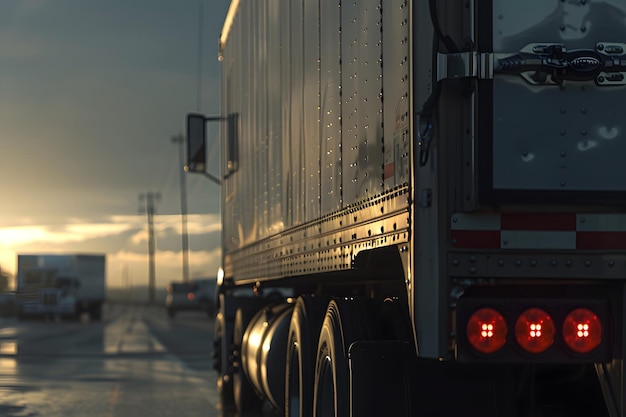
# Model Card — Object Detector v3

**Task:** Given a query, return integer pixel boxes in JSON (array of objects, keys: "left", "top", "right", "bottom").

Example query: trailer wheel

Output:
[
  {"left": 313, "top": 298, "right": 371, "bottom": 417},
  {"left": 285, "top": 295, "right": 329, "bottom": 417},
  {"left": 233, "top": 306, "right": 264, "bottom": 413}
]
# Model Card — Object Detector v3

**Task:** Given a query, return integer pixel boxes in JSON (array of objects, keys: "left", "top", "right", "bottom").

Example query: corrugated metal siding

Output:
[
  {"left": 341, "top": 0, "right": 384, "bottom": 205},
  {"left": 303, "top": 0, "right": 321, "bottom": 222},
  {"left": 382, "top": 0, "right": 410, "bottom": 189},
  {"left": 219, "top": 0, "right": 411, "bottom": 280},
  {"left": 290, "top": 0, "right": 305, "bottom": 227},
  {"left": 267, "top": 0, "right": 283, "bottom": 235},
  {"left": 319, "top": 0, "right": 342, "bottom": 214}
]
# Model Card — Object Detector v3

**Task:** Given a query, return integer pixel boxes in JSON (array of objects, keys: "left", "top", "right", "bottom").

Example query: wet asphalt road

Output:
[{"left": 0, "top": 304, "right": 229, "bottom": 417}]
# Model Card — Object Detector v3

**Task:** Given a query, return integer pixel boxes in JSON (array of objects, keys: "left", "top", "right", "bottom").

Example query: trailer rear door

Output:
[{"left": 477, "top": 1, "right": 626, "bottom": 205}]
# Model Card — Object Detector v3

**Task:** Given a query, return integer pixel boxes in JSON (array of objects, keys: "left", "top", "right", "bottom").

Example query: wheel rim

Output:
[
  {"left": 313, "top": 298, "right": 372, "bottom": 417},
  {"left": 315, "top": 354, "right": 335, "bottom": 417},
  {"left": 287, "top": 342, "right": 301, "bottom": 416},
  {"left": 286, "top": 295, "right": 330, "bottom": 417}
]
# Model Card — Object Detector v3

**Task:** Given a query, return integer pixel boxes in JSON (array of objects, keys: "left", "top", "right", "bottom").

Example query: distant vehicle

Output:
[
  {"left": 165, "top": 278, "right": 216, "bottom": 318},
  {"left": 193, "top": 278, "right": 217, "bottom": 316},
  {"left": 16, "top": 254, "right": 106, "bottom": 320}
]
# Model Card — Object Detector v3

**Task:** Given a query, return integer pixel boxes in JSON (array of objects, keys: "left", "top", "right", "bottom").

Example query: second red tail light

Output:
[{"left": 515, "top": 308, "right": 556, "bottom": 354}]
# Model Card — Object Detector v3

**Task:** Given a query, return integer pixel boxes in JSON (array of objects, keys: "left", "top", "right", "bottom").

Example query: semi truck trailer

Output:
[
  {"left": 186, "top": 1, "right": 626, "bottom": 416},
  {"left": 17, "top": 254, "right": 106, "bottom": 320}
]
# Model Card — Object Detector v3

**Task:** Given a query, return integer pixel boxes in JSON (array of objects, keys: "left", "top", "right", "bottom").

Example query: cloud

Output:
[
  {"left": 0, "top": 212, "right": 222, "bottom": 289},
  {"left": 0, "top": 219, "right": 139, "bottom": 247},
  {"left": 109, "top": 246, "right": 222, "bottom": 290},
  {"left": 0, "top": 226, "right": 49, "bottom": 246},
  {"left": 0, "top": 213, "right": 220, "bottom": 249}
]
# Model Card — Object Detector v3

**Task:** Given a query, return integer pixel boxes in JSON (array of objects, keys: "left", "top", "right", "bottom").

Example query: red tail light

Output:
[
  {"left": 515, "top": 308, "right": 555, "bottom": 354},
  {"left": 457, "top": 293, "right": 610, "bottom": 363},
  {"left": 466, "top": 308, "right": 508, "bottom": 354},
  {"left": 562, "top": 308, "right": 602, "bottom": 354},
  {"left": 187, "top": 292, "right": 196, "bottom": 301}
]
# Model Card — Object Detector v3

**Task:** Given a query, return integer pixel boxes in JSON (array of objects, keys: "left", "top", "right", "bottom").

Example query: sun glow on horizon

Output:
[
  {"left": 0, "top": 226, "right": 50, "bottom": 246},
  {"left": 0, "top": 213, "right": 222, "bottom": 289}
]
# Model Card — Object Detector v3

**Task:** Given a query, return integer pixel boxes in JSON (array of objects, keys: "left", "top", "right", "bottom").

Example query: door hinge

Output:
[
  {"left": 437, "top": 51, "right": 494, "bottom": 82},
  {"left": 437, "top": 43, "right": 626, "bottom": 86}
]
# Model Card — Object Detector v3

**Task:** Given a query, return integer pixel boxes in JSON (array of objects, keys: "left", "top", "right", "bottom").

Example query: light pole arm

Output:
[{"left": 202, "top": 172, "right": 221, "bottom": 186}]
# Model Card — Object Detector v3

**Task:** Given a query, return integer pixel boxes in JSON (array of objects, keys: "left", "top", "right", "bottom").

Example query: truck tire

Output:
[
  {"left": 233, "top": 304, "right": 264, "bottom": 413},
  {"left": 286, "top": 295, "right": 329, "bottom": 417},
  {"left": 313, "top": 298, "right": 371, "bottom": 417}
]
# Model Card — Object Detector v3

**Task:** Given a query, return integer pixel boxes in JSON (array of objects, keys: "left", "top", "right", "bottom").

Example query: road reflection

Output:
[
  {"left": 104, "top": 314, "right": 166, "bottom": 354},
  {"left": 0, "top": 358, "right": 17, "bottom": 376},
  {"left": 0, "top": 340, "right": 17, "bottom": 355},
  {"left": 0, "top": 305, "right": 257, "bottom": 417},
  {"left": 0, "top": 328, "right": 17, "bottom": 337}
]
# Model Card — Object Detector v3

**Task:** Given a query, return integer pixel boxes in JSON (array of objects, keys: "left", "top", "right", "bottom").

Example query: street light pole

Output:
[
  {"left": 139, "top": 191, "right": 159, "bottom": 304},
  {"left": 172, "top": 134, "right": 190, "bottom": 283}
]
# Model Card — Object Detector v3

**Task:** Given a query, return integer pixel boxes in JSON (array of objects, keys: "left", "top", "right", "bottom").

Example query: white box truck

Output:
[
  {"left": 17, "top": 254, "right": 106, "bottom": 321},
  {"left": 186, "top": 1, "right": 626, "bottom": 416}
]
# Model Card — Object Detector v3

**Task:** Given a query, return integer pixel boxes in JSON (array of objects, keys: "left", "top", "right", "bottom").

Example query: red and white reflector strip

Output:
[{"left": 452, "top": 213, "right": 626, "bottom": 250}]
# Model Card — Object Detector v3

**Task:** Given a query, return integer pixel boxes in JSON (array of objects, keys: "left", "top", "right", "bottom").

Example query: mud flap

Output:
[{"left": 349, "top": 340, "right": 409, "bottom": 417}]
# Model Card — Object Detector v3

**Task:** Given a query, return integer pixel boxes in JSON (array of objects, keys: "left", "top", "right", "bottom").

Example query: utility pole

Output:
[
  {"left": 172, "top": 134, "right": 190, "bottom": 283},
  {"left": 139, "top": 191, "right": 160, "bottom": 304},
  {"left": 196, "top": 0, "right": 204, "bottom": 112}
]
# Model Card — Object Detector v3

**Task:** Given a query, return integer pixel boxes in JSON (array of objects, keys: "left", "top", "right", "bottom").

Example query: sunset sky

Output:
[{"left": 0, "top": 0, "right": 230, "bottom": 293}]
